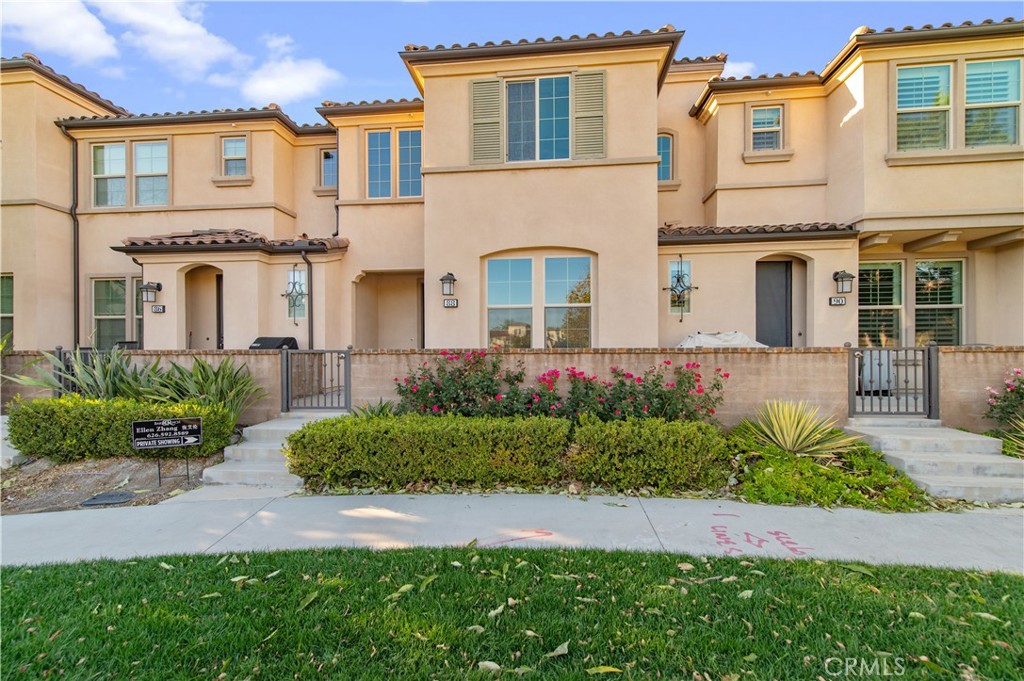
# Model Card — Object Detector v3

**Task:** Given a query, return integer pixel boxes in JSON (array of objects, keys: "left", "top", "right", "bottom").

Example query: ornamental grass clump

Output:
[{"left": 746, "top": 400, "right": 862, "bottom": 458}]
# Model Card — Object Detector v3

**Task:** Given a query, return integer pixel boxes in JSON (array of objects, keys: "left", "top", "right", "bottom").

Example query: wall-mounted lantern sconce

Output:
[
  {"left": 139, "top": 282, "right": 162, "bottom": 303},
  {"left": 440, "top": 272, "right": 457, "bottom": 297},
  {"left": 832, "top": 270, "right": 855, "bottom": 295}
]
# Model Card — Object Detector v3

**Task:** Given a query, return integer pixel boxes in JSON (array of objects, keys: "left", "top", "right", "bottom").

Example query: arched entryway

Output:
[{"left": 183, "top": 264, "right": 223, "bottom": 349}]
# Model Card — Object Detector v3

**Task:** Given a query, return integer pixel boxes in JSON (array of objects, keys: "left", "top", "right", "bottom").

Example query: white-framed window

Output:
[
  {"left": 914, "top": 260, "right": 963, "bottom": 345},
  {"left": 669, "top": 260, "right": 691, "bottom": 315},
  {"left": 320, "top": 148, "right": 338, "bottom": 187},
  {"left": 286, "top": 268, "right": 307, "bottom": 320},
  {"left": 366, "top": 128, "right": 422, "bottom": 199},
  {"left": 858, "top": 262, "right": 903, "bottom": 347},
  {"left": 92, "top": 141, "right": 169, "bottom": 207},
  {"left": 966, "top": 59, "right": 1021, "bottom": 147},
  {"left": 893, "top": 58, "right": 1022, "bottom": 152},
  {"left": 657, "top": 134, "right": 673, "bottom": 181},
  {"left": 486, "top": 258, "right": 532, "bottom": 349},
  {"left": 1, "top": 274, "right": 12, "bottom": 341},
  {"left": 544, "top": 256, "right": 591, "bottom": 349},
  {"left": 92, "top": 143, "right": 126, "bottom": 207},
  {"left": 751, "top": 105, "right": 783, "bottom": 151},
  {"left": 222, "top": 136, "right": 247, "bottom": 176},
  {"left": 92, "top": 277, "right": 142, "bottom": 350},
  {"left": 507, "top": 75, "right": 570, "bottom": 162},
  {"left": 133, "top": 141, "right": 168, "bottom": 206},
  {"left": 896, "top": 64, "right": 951, "bottom": 150}
]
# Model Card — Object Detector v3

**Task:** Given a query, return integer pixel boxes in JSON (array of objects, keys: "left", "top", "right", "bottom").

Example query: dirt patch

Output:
[{"left": 0, "top": 454, "right": 223, "bottom": 515}]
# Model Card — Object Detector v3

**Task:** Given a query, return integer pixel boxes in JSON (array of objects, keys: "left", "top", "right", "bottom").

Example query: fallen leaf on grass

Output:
[
  {"left": 677, "top": 562, "right": 695, "bottom": 572},
  {"left": 297, "top": 591, "right": 319, "bottom": 612},
  {"left": 742, "top": 653, "right": 757, "bottom": 662},
  {"left": 158, "top": 562, "right": 174, "bottom": 571},
  {"left": 586, "top": 666, "right": 622, "bottom": 674},
  {"left": 488, "top": 604, "right": 505, "bottom": 618},
  {"left": 738, "top": 590, "right": 754, "bottom": 599},
  {"left": 544, "top": 641, "right": 570, "bottom": 658},
  {"left": 990, "top": 640, "right": 1012, "bottom": 650},
  {"left": 838, "top": 563, "right": 875, "bottom": 577},
  {"left": 908, "top": 612, "right": 926, "bottom": 619},
  {"left": 200, "top": 593, "right": 222, "bottom": 599},
  {"left": 971, "top": 612, "right": 1003, "bottom": 622},
  {"left": 918, "top": 657, "right": 952, "bottom": 674},
  {"left": 419, "top": 575, "right": 437, "bottom": 592},
  {"left": 265, "top": 570, "right": 282, "bottom": 580},
  {"left": 478, "top": 661, "right": 501, "bottom": 673},
  {"left": 466, "top": 625, "right": 485, "bottom": 634},
  {"left": 229, "top": 575, "right": 249, "bottom": 583},
  {"left": 524, "top": 629, "right": 542, "bottom": 641}
]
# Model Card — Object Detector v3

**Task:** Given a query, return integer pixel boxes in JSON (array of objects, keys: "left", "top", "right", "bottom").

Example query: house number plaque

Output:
[
  {"left": 443, "top": 298, "right": 459, "bottom": 308},
  {"left": 829, "top": 297, "right": 846, "bottom": 306}
]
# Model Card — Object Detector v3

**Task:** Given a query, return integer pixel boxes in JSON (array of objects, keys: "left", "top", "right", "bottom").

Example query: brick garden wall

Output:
[{"left": 938, "top": 347, "right": 1024, "bottom": 431}]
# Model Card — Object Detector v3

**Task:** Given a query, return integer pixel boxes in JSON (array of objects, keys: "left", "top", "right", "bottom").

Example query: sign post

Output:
[{"left": 132, "top": 418, "right": 203, "bottom": 485}]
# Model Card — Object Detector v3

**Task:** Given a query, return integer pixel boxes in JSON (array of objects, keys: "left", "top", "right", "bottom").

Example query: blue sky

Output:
[{"left": 3, "top": 1, "right": 1021, "bottom": 124}]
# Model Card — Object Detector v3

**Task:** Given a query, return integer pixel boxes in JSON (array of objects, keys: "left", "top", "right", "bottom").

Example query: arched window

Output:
[{"left": 657, "top": 134, "right": 673, "bottom": 181}]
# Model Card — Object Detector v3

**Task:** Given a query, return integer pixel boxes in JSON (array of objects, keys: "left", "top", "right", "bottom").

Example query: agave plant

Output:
[
  {"left": 8, "top": 346, "right": 162, "bottom": 400},
  {"left": 746, "top": 400, "right": 863, "bottom": 458},
  {"left": 1005, "top": 417, "right": 1024, "bottom": 458},
  {"left": 351, "top": 398, "right": 398, "bottom": 418},
  {"left": 142, "top": 356, "right": 264, "bottom": 428}
]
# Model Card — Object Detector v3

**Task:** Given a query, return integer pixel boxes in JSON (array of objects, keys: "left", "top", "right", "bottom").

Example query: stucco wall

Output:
[
  {"left": 938, "top": 346, "right": 1024, "bottom": 431},
  {"left": 350, "top": 348, "right": 851, "bottom": 427}
]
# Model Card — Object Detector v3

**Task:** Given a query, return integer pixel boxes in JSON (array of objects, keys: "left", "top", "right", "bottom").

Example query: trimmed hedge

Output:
[
  {"left": 568, "top": 415, "right": 731, "bottom": 491},
  {"left": 285, "top": 414, "right": 731, "bottom": 492},
  {"left": 6, "top": 395, "right": 233, "bottom": 462},
  {"left": 286, "top": 415, "right": 570, "bottom": 488}
]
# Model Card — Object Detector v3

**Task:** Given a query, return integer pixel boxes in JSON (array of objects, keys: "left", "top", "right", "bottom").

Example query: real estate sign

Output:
[{"left": 131, "top": 418, "right": 203, "bottom": 450}]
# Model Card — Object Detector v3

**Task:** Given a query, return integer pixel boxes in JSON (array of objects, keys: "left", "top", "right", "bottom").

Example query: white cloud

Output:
[
  {"left": 2, "top": 0, "right": 117, "bottom": 64},
  {"left": 241, "top": 56, "right": 342, "bottom": 105},
  {"left": 88, "top": 0, "right": 247, "bottom": 79},
  {"left": 262, "top": 34, "right": 294, "bottom": 58},
  {"left": 721, "top": 61, "right": 757, "bottom": 79}
]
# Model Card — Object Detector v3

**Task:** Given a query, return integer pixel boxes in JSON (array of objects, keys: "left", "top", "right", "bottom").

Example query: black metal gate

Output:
[
  {"left": 281, "top": 349, "right": 350, "bottom": 411},
  {"left": 848, "top": 344, "right": 939, "bottom": 418}
]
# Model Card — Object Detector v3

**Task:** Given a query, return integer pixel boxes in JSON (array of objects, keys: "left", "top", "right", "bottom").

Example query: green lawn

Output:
[{"left": 2, "top": 548, "right": 1021, "bottom": 680}]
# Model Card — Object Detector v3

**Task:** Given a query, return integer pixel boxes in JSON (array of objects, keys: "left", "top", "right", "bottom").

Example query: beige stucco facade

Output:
[{"left": 1, "top": 20, "right": 1022, "bottom": 354}]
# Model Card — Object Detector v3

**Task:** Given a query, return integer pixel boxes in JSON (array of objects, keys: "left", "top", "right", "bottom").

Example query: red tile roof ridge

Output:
[
  {"left": 401, "top": 25, "right": 678, "bottom": 53},
  {"left": 1, "top": 53, "right": 127, "bottom": 115}
]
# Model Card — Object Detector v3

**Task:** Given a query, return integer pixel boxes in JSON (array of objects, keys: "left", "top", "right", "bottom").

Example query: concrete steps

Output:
[
  {"left": 201, "top": 410, "right": 347, "bottom": 490},
  {"left": 845, "top": 419, "right": 1023, "bottom": 503}
]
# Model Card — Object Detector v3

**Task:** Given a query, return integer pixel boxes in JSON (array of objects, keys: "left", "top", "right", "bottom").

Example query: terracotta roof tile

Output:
[
  {"left": 0, "top": 53, "right": 127, "bottom": 115},
  {"left": 120, "top": 229, "right": 348, "bottom": 252},
  {"left": 672, "top": 53, "right": 727, "bottom": 65},
  {"left": 401, "top": 25, "right": 679, "bottom": 54},
  {"left": 659, "top": 222, "right": 856, "bottom": 244},
  {"left": 58, "top": 106, "right": 330, "bottom": 134},
  {"left": 862, "top": 16, "right": 1020, "bottom": 35},
  {"left": 710, "top": 70, "right": 820, "bottom": 84}
]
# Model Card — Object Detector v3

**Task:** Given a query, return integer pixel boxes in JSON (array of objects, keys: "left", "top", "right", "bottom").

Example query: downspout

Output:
[
  {"left": 57, "top": 122, "right": 80, "bottom": 348},
  {"left": 300, "top": 250, "right": 313, "bottom": 349}
]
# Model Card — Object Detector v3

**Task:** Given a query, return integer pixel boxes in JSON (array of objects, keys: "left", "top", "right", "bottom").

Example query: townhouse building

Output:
[{"left": 1, "top": 18, "right": 1021, "bottom": 354}]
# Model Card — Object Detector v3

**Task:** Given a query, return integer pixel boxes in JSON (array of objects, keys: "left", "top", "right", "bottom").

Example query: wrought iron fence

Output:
[{"left": 281, "top": 349, "right": 350, "bottom": 411}]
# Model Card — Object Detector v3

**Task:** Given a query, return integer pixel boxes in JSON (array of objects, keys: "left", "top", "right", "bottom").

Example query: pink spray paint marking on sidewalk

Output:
[{"left": 707, "top": 514, "right": 814, "bottom": 557}]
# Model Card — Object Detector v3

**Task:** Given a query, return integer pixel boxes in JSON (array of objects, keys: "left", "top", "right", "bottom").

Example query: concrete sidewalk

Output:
[{"left": 2, "top": 494, "right": 1022, "bottom": 573}]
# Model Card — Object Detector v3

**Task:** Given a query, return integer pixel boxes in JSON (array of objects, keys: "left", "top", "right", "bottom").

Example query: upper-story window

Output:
[
  {"left": 1, "top": 274, "right": 12, "bottom": 342},
  {"left": 320, "top": 148, "right": 338, "bottom": 187},
  {"left": 657, "top": 134, "right": 673, "bottom": 181},
  {"left": 896, "top": 65, "right": 951, "bottom": 150},
  {"left": 507, "top": 76, "right": 570, "bottom": 161},
  {"left": 471, "top": 71, "right": 605, "bottom": 164},
  {"left": 965, "top": 59, "right": 1020, "bottom": 146},
  {"left": 92, "top": 141, "right": 168, "bottom": 207},
  {"left": 222, "top": 136, "right": 248, "bottom": 175},
  {"left": 895, "top": 59, "right": 1021, "bottom": 152},
  {"left": 751, "top": 106, "right": 783, "bottom": 151},
  {"left": 366, "top": 128, "right": 422, "bottom": 199}
]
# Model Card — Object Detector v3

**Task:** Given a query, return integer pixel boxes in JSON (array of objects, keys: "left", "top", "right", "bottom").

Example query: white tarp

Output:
[{"left": 677, "top": 331, "right": 767, "bottom": 348}]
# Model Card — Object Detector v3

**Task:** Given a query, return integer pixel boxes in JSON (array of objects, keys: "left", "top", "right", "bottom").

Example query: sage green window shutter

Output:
[
  {"left": 573, "top": 71, "right": 606, "bottom": 159},
  {"left": 470, "top": 78, "right": 502, "bottom": 164}
]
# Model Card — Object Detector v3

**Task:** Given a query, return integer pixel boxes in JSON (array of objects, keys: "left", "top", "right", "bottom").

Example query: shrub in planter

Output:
[
  {"left": 394, "top": 351, "right": 530, "bottom": 417},
  {"left": 985, "top": 368, "right": 1024, "bottom": 426},
  {"left": 6, "top": 395, "right": 232, "bottom": 462},
  {"left": 286, "top": 414, "right": 570, "bottom": 488},
  {"left": 567, "top": 415, "right": 731, "bottom": 491}
]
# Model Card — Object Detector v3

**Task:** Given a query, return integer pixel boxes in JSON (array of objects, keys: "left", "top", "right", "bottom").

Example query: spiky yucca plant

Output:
[
  {"left": 1006, "top": 417, "right": 1024, "bottom": 458},
  {"left": 8, "top": 346, "right": 161, "bottom": 400},
  {"left": 746, "top": 400, "right": 863, "bottom": 458},
  {"left": 351, "top": 398, "right": 398, "bottom": 418}
]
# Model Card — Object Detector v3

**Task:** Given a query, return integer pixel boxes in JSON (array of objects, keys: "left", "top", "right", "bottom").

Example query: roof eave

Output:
[
  {"left": 689, "top": 74, "right": 822, "bottom": 117},
  {"left": 112, "top": 242, "right": 344, "bottom": 256},
  {"left": 316, "top": 100, "right": 424, "bottom": 120},
  {"left": 658, "top": 230, "right": 858, "bottom": 246},
  {"left": 1, "top": 58, "right": 127, "bottom": 115},
  {"left": 59, "top": 109, "right": 331, "bottom": 136}
]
